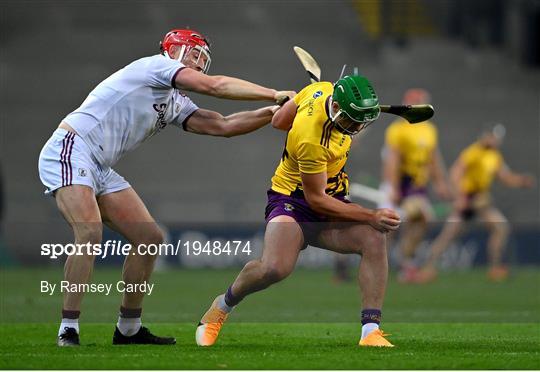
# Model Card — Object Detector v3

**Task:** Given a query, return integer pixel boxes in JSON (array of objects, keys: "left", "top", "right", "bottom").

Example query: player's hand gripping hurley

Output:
[{"left": 293, "top": 46, "right": 434, "bottom": 124}]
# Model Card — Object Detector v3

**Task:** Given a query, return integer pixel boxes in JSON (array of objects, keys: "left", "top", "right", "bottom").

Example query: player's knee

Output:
[
  {"left": 494, "top": 221, "right": 510, "bottom": 237},
  {"left": 367, "top": 228, "right": 386, "bottom": 248},
  {"left": 135, "top": 225, "right": 164, "bottom": 247},
  {"left": 73, "top": 223, "right": 102, "bottom": 245},
  {"left": 66, "top": 249, "right": 97, "bottom": 265},
  {"left": 361, "top": 230, "right": 386, "bottom": 257},
  {"left": 146, "top": 225, "right": 165, "bottom": 245},
  {"left": 415, "top": 217, "right": 429, "bottom": 231}
]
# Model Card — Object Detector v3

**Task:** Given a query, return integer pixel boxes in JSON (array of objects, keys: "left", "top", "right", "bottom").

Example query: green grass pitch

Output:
[{"left": 1, "top": 267, "right": 539, "bottom": 369}]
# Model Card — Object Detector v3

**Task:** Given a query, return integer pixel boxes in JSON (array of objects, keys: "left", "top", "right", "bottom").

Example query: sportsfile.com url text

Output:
[{"left": 41, "top": 240, "right": 252, "bottom": 259}]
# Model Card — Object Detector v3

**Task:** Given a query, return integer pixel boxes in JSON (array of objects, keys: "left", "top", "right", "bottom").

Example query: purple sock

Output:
[
  {"left": 361, "top": 309, "right": 381, "bottom": 325},
  {"left": 119, "top": 306, "right": 142, "bottom": 319},
  {"left": 62, "top": 309, "right": 80, "bottom": 319},
  {"left": 224, "top": 286, "right": 242, "bottom": 307}
]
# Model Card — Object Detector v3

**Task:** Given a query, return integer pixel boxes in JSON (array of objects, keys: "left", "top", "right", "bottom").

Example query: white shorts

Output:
[{"left": 38, "top": 128, "right": 130, "bottom": 196}]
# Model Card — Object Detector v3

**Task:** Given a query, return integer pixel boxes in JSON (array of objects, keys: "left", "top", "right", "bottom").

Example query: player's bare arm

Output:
[
  {"left": 384, "top": 145, "right": 402, "bottom": 204},
  {"left": 164, "top": 36, "right": 295, "bottom": 103},
  {"left": 301, "top": 172, "right": 401, "bottom": 232},
  {"left": 449, "top": 158, "right": 465, "bottom": 190},
  {"left": 184, "top": 106, "right": 279, "bottom": 137},
  {"left": 430, "top": 148, "right": 451, "bottom": 199},
  {"left": 271, "top": 98, "right": 297, "bottom": 131},
  {"left": 175, "top": 68, "right": 295, "bottom": 102},
  {"left": 497, "top": 164, "right": 535, "bottom": 188},
  {"left": 449, "top": 158, "right": 467, "bottom": 209}
]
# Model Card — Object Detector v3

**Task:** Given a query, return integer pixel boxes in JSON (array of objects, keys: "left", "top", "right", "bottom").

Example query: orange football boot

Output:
[
  {"left": 359, "top": 329, "right": 394, "bottom": 347},
  {"left": 488, "top": 265, "right": 509, "bottom": 282},
  {"left": 414, "top": 266, "right": 438, "bottom": 284},
  {"left": 397, "top": 263, "right": 419, "bottom": 284},
  {"left": 195, "top": 295, "right": 229, "bottom": 346}
]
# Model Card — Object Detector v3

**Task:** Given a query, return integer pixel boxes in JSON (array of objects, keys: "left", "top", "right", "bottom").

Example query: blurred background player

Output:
[
  {"left": 38, "top": 28, "right": 294, "bottom": 347},
  {"left": 380, "top": 88, "right": 451, "bottom": 282},
  {"left": 416, "top": 124, "right": 535, "bottom": 283},
  {"left": 333, "top": 253, "right": 353, "bottom": 282},
  {"left": 196, "top": 75, "right": 401, "bottom": 348}
]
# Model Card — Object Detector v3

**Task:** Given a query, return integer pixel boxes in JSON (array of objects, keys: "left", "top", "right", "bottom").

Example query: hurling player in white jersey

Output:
[{"left": 38, "top": 29, "right": 295, "bottom": 347}]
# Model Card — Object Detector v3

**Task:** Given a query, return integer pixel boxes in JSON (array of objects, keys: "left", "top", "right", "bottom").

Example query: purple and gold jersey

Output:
[
  {"left": 385, "top": 119, "right": 438, "bottom": 188},
  {"left": 271, "top": 82, "right": 352, "bottom": 197}
]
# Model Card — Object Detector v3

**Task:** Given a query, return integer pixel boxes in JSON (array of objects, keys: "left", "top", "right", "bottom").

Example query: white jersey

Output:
[{"left": 64, "top": 54, "right": 198, "bottom": 167}]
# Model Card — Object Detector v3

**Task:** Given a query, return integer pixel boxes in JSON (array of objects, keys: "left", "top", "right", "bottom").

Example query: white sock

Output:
[
  {"left": 361, "top": 322, "right": 379, "bottom": 339},
  {"left": 117, "top": 317, "right": 142, "bottom": 337},
  {"left": 217, "top": 294, "right": 234, "bottom": 313},
  {"left": 58, "top": 318, "right": 79, "bottom": 336}
]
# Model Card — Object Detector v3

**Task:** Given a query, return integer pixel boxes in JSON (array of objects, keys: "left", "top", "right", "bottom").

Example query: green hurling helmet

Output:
[{"left": 332, "top": 75, "right": 380, "bottom": 135}]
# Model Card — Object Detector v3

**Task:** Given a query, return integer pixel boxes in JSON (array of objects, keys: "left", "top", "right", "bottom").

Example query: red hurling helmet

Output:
[
  {"left": 160, "top": 29, "right": 211, "bottom": 73},
  {"left": 402, "top": 88, "right": 431, "bottom": 105}
]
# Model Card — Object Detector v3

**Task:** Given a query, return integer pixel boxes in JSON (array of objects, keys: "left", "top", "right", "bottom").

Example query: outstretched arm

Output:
[
  {"left": 175, "top": 68, "right": 295, "bottom": 102},
  {"left": 183, "top": 106, "right": 279, "bottom": 138},
  {"left": 497, "top": 164, "right": 535, "bottom": 188}
]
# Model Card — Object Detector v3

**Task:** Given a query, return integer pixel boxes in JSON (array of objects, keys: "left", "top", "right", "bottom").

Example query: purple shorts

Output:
[
  {"left": 400, "top": 175, "right": 427, "bottom": 199},
  {"left": 460, "top": 192, "right": 480, "bottom": 220},
  {"left": 265, "top": 189, "right": 349, "bottom": 247}
]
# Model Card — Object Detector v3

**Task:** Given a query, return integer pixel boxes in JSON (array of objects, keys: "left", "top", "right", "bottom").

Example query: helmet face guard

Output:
[
  {"left": 331, "top": 109, "right": 376, "bottom": 135},
  {"left": 332, "top": 75, "right": 380, "bottom": 135},
  {"left": 160, "top": 29, "right": 212, "bottom": 74},
  {"left": 491, "top": 123, "right": 506, "bottom": 140},
  {"left": 480, "top": 122, "right": 506, "bottom": 147},
  {"left": 178, "top": 45, "right": 211, "bottom": 74}
]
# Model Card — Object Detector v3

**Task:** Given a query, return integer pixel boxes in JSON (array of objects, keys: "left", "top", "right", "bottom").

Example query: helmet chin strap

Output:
[
  {"left": 328, "top": 97, "right": 340, "bottom": 122},
  {"left": 329, "top": 99, "right": 353, "bottom": 135},
  {"left": 335, "top": 121, "right": 360, "bottom": 136}
]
